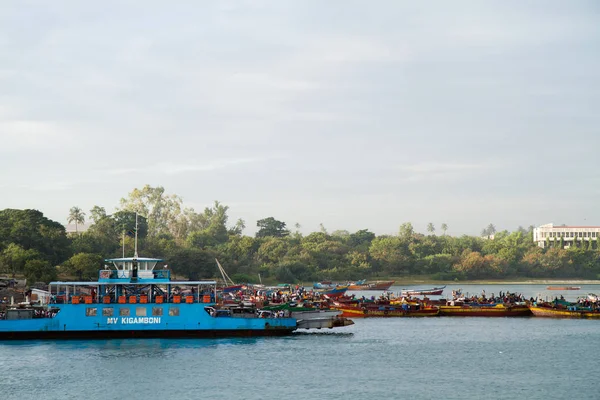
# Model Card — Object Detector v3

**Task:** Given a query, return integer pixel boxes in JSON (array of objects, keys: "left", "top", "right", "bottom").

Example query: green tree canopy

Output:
[{"left": 256, "top": 217, "right": 290, "bottom": 238}]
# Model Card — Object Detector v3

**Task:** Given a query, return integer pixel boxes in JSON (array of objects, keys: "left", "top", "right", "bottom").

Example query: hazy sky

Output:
[{"left": 1, "top": 1, "right": 599, "bottom": 236}]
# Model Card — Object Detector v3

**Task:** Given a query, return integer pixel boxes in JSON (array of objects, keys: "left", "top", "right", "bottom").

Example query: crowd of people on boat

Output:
[
  {"left": 453, "top": 290, "right": 526, "bottom": 305},
  {"left": 0, "top": 308, "right": 58, "bottom": 320}
]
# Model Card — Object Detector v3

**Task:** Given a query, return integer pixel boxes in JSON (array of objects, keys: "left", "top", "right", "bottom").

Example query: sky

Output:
[{"left": 1, "top": 1, "right": 599, "bottom": 236}]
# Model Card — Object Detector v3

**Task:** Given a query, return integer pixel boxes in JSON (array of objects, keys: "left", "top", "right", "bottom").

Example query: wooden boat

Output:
[
  {"left": 401, "top": 286, "right": 445, "bottom": 296},
  {"left": 439, "top": 303, "right": 531, "bottom": 317},
  {"left": 546, "top": 286, "right": 581, "bottom": 290},
  {"left": 529, "top": 303, "right": 600, "bottom": 319},
  {"left": 331, "top": 302, "right": 439, "bottom": 318},
  {"left": 347, "top": 280, "right": 395, "bottom": 291},
  {"left": 314, "top": 285, "right": 349, "bottom": 299}
]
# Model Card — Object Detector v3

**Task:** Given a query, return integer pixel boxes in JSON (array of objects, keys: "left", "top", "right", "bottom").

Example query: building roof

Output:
[
  {"left": 544, "top": 226, "right": 600, "bottom": 229},
  {"left": 64, "top": 223, "right": 90, "bottom": 233}
]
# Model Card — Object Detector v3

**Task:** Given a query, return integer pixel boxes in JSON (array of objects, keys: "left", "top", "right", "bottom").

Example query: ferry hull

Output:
[
  {"left": 0, "top": 328, "right": 294, "bottom": 340},
  {"left": 529, "top": 305, "right": 600, "bottom": 319},
  {"left": 0, "top": 303, "right": 299, "bottom": 340},
  {"left": 439, "top": 305, "right": 531, "bottom": 317}
]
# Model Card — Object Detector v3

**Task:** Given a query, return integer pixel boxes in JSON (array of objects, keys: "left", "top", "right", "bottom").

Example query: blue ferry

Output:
[{"left": 0, "top": 256, "right": 299, "bottom": 340}]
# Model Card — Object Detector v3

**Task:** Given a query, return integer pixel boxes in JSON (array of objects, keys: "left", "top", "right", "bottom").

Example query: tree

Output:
[
  {"left": 256, "top": 217, "right": 290, "bottom": 238},
  {"left": 427, "top": 223, "right": 435, "bottom": 236},
  {"left": 0, "top": 209, "right": 69, "bottom": 265},
  {"left": 64, "top": 253, "right": 103, "bottom": 281},
  {"left": 24, "top": 259, "right": 57, "bottom": 284},
  {"left": 1, "top": 243, "right": 39, "bottom": 277},
  {"left": 398, "top": 222, "right": 414, "bottom": 240},
  {"left": 319, "top": 223, "right": 328, "bottom": 234},
  {"left": 482, "top": 223, "right": 496, "bottom": 239},
  {"left": 441, "top": 223, "right": 448, "bottom": 236},
  {"left": 89, "top": 206, "right": 107, "bottom": 224},
  {"left": 119, "top": 185, "right": 183, "bottom": 238},
  {"left": 68, "top": 206, "right": 86, "bottom": 234},
  {"left": 228, "top": 218, "right": 246, "bottom": 236}
]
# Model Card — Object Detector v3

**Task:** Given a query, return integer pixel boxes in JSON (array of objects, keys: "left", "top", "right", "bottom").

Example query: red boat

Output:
[{"left": 347, "top": 280, "right": 395, "bottom": 291}]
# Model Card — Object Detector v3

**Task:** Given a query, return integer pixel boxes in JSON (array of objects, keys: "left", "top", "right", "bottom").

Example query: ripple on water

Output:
[{"left": 1, "top": 316, "right": 600, "bottom": 400}]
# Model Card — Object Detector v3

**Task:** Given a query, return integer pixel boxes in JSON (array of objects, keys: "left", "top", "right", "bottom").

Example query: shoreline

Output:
[{"left": 389, "top": 279, "right": 600, "bottom": 285}]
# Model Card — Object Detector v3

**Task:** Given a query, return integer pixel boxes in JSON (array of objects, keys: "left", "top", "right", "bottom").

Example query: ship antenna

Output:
[
  {"left": 134, "top": 212, "right": 139, "bottom": 258},
  {"left": 122, "top": 224, "right": 125, "bottom": 258}
]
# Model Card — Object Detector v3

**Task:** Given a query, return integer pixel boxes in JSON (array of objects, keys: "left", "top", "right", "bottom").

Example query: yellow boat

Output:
[
  {"left": 529, "top": 304, "right": 600, "bottom": 319},
  {"left": 439, "top": 303, "right": 531, "bottom": 317}
]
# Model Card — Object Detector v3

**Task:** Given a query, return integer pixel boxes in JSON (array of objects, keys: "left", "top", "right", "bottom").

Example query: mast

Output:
[
  {"left": 134, "top": 212, "right": 139, "bottom": 258},
  {"left": 215, "top": 259, "right": 234, "bottom": 286}
]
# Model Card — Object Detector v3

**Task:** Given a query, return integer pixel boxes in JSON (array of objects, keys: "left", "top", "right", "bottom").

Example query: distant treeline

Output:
[{"left": 2, "top": 185, "right": 600, "bottom": 285}]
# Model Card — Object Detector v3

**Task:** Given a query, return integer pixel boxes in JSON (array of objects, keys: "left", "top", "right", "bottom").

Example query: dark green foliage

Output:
[
  {"left": 256, "top": 217, "right": 290, "bottom": 238},
  {"left": 167, "top": 247, "right": 216, "bottom": 280},
  {"left": 2, "top": 207, "right": 600, "bottom": 283},
  {"left": 0, "top": 209, "right": 69, "bottom": 265},
  {"left": 63, "top": 253, "right": 103, "bottom": 281},
  {"left": 24, "top": 259, "right": 57, "bottom": 284}
]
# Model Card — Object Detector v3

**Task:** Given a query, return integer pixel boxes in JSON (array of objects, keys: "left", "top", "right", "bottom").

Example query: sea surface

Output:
[{"left": 1, "top": 284, "right": 599, "bottom": 400}]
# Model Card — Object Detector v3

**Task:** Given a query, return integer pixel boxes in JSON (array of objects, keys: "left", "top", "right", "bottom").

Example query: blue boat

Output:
[{"left": 0, "top": 256, "right": 299, "bottom": 340}]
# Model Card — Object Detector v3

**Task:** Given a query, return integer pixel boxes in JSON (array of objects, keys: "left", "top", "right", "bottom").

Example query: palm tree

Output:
[
  {"left": 427, "top": 222, "right": 435, "bottom": 235},
  {"left": 441, "top": 223, "right": 448, "bottom": 236},
  {"left": 68, "top": 206, "right": 86, "bottom": 234},
  {"left": 482, "top": 223, "right": 496, "bottom": 239}
]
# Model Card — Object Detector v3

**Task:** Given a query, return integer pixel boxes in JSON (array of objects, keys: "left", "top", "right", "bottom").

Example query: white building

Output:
[{"left": 533, "top": 223, "right": 600, "bottom": 248}]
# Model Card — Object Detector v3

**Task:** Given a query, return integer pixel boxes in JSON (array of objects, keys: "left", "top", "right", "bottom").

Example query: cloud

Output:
[
  {"left": 106, "top": 157, "right": 272, "bottom": 176},
  {"left": 395, "top": 162, "right": 495, "bottom": 182},
  {"left": 0, "top": 119, "right": 76, "bottom": 152}
]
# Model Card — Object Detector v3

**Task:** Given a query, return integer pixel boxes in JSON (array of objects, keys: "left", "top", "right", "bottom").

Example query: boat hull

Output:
[
  {"left": 0, "top": 303, "right": 298, "bottom": 340},
  {"left": 529, "top": 305, "right": 600, "bottom": 319},
  {"left": 401, "top": 286, "right": 446, "bottom": 296},
  {"left": 333, "top": 305, "right": 439, "bottom": 318},
  {"left": 439, "top": 305, "right": 531, "bottom": 317},
  {"left": 348, "top": 281, "right": 395, "bottom": 291},
  {"left": 316, "top": 286, "right": 348, "bottom": 298},
  {"left": 0, "top": 328, "right": 294, "bottom": 340}
]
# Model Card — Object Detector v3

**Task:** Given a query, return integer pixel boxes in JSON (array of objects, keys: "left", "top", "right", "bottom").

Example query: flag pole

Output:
[{"left": 134, "top": 212, "right": 139, "bottom": 258}]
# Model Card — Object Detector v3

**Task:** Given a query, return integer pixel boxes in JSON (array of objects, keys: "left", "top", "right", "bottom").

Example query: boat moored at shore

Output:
[
  {"left": 401, "top": 286, "right": 446, "bottom": 296},
  {"left": 347, "top": 280, "right": 395, "bottom": 291},
  {"left": 439, "top": 303, "right": 531, "bottom": 317}
]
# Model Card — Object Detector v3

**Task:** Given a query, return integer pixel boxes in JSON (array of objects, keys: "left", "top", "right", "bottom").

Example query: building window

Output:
[
  {"left": 579, "top": 232, "right": 583, "bottom": 237},
  {"left": 86, "top": 308, "right": 97, "bottom": 317},
  {"left": 169, "top": 307, "right": 180, "bottom": 316},
  {"left": 120, "top": 308, "right": 130, "bottom": 316},
  {"left": 152, "top": 307, "right": 163, "bottom": 316},
  {"left": 136, "top": 307, "right": 147, "bottom": 317},
  {"left": 102, "top": 308, "right": 114, "bottom": 317}
]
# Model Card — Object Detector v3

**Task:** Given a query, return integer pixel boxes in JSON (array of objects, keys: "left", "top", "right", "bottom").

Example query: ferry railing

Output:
[
  {"left": 153, "top": 270, "right": 170, "bottom": 279},
  {"left": 99, "top": 270, "right": 118, "bottom": 279}
]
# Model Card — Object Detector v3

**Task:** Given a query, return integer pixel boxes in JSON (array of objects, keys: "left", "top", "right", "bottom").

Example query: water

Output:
[{"left": 2, "top": 284, "right": 600, "bottom": 400}]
